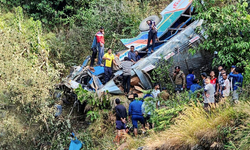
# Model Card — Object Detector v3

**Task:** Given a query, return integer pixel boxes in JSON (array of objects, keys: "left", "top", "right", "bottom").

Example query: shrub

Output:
[{"left": 0, "top": 7, "right": 70, "bottom": 149}]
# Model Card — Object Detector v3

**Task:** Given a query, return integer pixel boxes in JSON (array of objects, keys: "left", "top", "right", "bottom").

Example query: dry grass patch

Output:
[{"left": 137, "top": 102, "right": 238, "bottom": 150}]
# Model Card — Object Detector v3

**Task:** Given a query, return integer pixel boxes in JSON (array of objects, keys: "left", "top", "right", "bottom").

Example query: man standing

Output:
[
  {"left": 152, "top": 83, "right": 160, "bottom": 98},
  {"left": 204, "top": 77, "right": 215, "bottom": 108},
  {"left": 114, "top": 98, "right": 127, "bottom": 144},
  {"left": 152, "top": 83, "right": 161, "bottom": 107},
  {"left": 103, "top": 48, "right": 116, "bottom": 84},
  {"left": 186, "top": 69, "right": 195, "bottom": 90},
  {"left": 121, "top": 57, "right": 134, "bottom": 95},
  {"left": 210, "top": 70, "right": 218, "bottom": 91},
  {"left": 217, "top": 66, "right": 225, "bottom": 96},
  {"left": 221, "top": 73, "right": 230, "bottom": 101},
  {"left": 135, "top": 51, "right": 141, "bottom": 62},
  {"left": 146, "top": 20, "right": 158, "bottom": 53},
  {"left": 128, "top": 46, "right": 136, "bottom": 62},
  {"left": 90, "top": 34, "right": 98, "bottom": 67},
  {"left": 229, "top": 65, "right": 236, "bottom": 91},
  {"left": 201, "top": 72, "right": 207, "bottom": 88},
  {"left": 96, "top": 27, "right": 105, "bottom": 66},
  {"left": 113, "top": 52, "right": 121, "bottom": 71},
  {"left": 141, "top": 93, "right": 154, "bottom": 129},
  {"left": 217, "top": 65, "right": 223, "bottom": 80},
  {"left": 173, "top": 66, "right": 186, "bottom": 92},
  {"left": 128, "top": 94, "right": 145, "bottom": 136},
  {"left": 229, "top": 67, "right": 243, "bottom": 103}
]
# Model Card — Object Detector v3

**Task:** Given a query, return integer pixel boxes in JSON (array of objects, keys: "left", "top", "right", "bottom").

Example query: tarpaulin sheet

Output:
[{"left": 90, "top": 66, "right": 104, "bottom": 76}]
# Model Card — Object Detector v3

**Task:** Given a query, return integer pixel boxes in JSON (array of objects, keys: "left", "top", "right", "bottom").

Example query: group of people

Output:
[
  {"left": 172, "top": 65, "right": 244, "bottom": 106},
  {"left": 113, "top": 65, "right": 244, "bottom": 143},
  {"left": 90, "top": 19, "right": 159, "bottom": 86},
  {"left": 90, "top": 24, "right": 244, "bottom": 143},
  {"left": 114, "top": 84, "right": 160, "bottom": 144},
  {"left": 91, "top": 27, "right": 142, "bottom": 86}
]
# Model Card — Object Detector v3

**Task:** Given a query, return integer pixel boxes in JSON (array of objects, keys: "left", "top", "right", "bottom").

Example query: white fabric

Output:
[{"left": 223, "top": 79, "right": 230, "bottom": 97}]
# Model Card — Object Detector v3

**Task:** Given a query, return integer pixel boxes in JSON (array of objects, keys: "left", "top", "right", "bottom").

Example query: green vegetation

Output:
[
  {"left": 193, "top": 0, "right": 250, "bottom": 68},
  {"left": 1, "top": 0, "right": 250, "bottom": 149},
  {"left": 0, "top": 7, "right": 70, "bottom": 149},
  {"left": 1, "top": 0, "right": 165, "bottom": 68},
  {"left": 129, "top": 100, "right": 250, "bottom": 149}
]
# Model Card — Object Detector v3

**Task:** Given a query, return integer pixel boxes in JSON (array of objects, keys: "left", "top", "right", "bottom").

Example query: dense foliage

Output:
[
  {"left": 193, "top": 0, "right": 250, "bottom": 69},
  {"left": 1, "top": 0, "right": 164, "bottom": 68},
  {"left": 0, "top": 7, "right": 72, "bottom": 149},
  {"left": 0, "top": 0, "right": 94, "bottom": 27}
]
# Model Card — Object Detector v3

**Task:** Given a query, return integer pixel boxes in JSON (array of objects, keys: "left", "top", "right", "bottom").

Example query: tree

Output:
[{"left": 193, "top": 0, "right": 250, "bottom": 69}]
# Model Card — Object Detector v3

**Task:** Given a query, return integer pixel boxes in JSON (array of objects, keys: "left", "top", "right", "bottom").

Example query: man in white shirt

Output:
[
  {"left": 151, "top": 83, "right": 161, "bottom": 107},
  {"left": 222, "top": 73, "right": 230, "bottom": 99},
  {"left": 204, "top": 77, "right": 215, "bottom": 109}
]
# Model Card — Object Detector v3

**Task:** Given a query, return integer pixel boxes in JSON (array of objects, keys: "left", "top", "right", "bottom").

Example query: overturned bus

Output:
[{"left": 56, "top": 0, "right": 211, "bottom": 99}]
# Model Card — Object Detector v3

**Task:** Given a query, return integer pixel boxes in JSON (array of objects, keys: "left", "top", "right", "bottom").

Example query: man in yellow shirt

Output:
[{"left": 103, "top": 48, "right": 116, "bottom": 84}]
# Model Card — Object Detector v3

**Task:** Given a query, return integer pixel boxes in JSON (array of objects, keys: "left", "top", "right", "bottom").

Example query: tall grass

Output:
[{"left": 125, "top": 101, "right": 250, "bottom": 150}]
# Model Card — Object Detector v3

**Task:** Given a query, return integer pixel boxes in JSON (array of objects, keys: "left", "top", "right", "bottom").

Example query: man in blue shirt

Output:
[
  {"left": 229, "top": 67, "right": 243, "bottom": 102},
  {"left": 128, "top": 46, "right": 136, "bottom": 62},
  {"left": 135, "top": 51, "right": 141, "bottom": 62},
  {"left": 186, "top": 69, "right": 195, "bottom": 90},
  {"left": 189, "top": 79, "right": 202, "bottom": 99},
  {"left": 190, "top": 79, "right": 202, "bottom": 93},
  {"left": 128, "top": 94, "right": 145, "bottom": 136}
]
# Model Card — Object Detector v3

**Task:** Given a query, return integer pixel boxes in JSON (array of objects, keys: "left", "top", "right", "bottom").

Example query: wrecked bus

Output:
[{"left": 56, "top": 0, "right": 210, "bottom": 99}]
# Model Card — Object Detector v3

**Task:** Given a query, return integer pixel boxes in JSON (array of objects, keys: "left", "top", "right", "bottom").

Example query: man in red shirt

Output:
[
  {"left": 210, "top": 71, "right": 218, "bottom": 88},
  {"left": 96, "top": 27, "right": 105, "bottom": 66}
]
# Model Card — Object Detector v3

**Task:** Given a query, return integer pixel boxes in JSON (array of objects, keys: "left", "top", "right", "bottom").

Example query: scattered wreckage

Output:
[{"left": 56, "top": 0, "right": 211, "bottom": 103}]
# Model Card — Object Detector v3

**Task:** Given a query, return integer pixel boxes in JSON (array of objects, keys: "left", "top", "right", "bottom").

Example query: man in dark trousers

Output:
[
  {"left": 114, "top": 98, "right": 127, "bottom": 144},
  {"left": 90, "top": 34, "right": 98, "bottom": 67},
  {"left": 146, "top": 20, "right": 158, "bottom": 53},
  {"left": 96, "top": 27, "right": 105, "bottom": 66},
  {"left": 229, "top": 67, "right": 243, "bottom": 103},
  {"left": 173, "top": 66, "right": 186, "bottom": 92},
  {"left": 103, "top": 48, "right": 116, "bottom": 84},
  {"left": 128, "top": 94, "right": 145, "bottom": 136},
  {"left": 121, "top": 57, "right": 134, "bottom": 95}
]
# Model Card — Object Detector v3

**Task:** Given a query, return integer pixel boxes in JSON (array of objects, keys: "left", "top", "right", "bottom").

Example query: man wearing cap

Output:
[
  {"left": 103, "top": 48, "right": 116, "bottom": 84},
  {"left": 128, "top": 94, "right": 145, "bottom": 136},
  {"left": 96, "top": 27, "right": 105, "bottom": 66},
  {"left": 114, "top": 98, "right": 127, "bottom": 144},
  {"left": 173, "top": 66, "right": 186, "bottom": 92}
]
